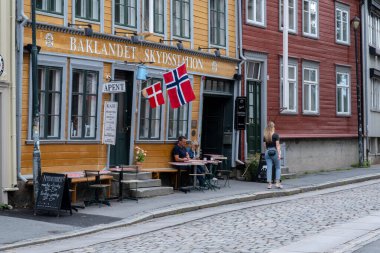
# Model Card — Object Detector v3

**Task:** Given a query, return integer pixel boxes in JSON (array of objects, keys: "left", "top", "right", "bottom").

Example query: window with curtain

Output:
[
  {"left": 335, "top": 4, "right": 350, "bottom": 44},
  {"left": 280, "top": 63, "right": 297, "bottom": 112},
  {"left": 71, "top": 69, "right": 99, "bottom": 139},
  {"left": 75, "top": 0, "right": 100, "bottom": 21},
  {"left": 139, "top": 78, "right": 162, "bottom": 139},
  {"left": 280, "top": 0, "right": 296, "bottom": 33},
  {"left": 173, "top": 0, "right": 191, "bottom": 38},
  {"left": 303, "top": 66, "right": 319, "bottom": 113},
  {"left": 210, "top": 0, "right": 226, "bottom": 46},
  {"left": 303, "top": 0, "right": 318, "bottom": 37},
  {"left": 144, "top": 0, "right": 164, "bottom": 33},
  {"left": 115, "top": 0, "right": 137, "bottom": 28},
  {"left": 336, "top": 70, "right": 350, "bottom": 115},
  {"left": 168, "top": 105, "right": 189, "bottom": 140},
  {"left": 38, "top": 66, "right": 62, "bottom": 139},
  {"left": 36, "top": 0, "right": 63, "bottom": 14},
  {"left": 247, "top": 0, "right": 265, "bottom": 26}
]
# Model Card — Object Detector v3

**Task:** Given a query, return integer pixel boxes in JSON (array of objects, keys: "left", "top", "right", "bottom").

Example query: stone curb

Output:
[{"left": 2, "top": 172, "right": 380, "bottom": 251}]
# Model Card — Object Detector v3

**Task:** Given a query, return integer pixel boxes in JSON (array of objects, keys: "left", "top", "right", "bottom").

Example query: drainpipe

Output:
[
  {"left": 237, "top": 0, "right": 247, "bottom": 163},
  {"left": 16, "top": 0, "right": 28, "bottom": 182}
]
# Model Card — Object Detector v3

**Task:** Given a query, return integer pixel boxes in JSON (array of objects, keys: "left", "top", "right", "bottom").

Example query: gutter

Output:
[{"left": 16, "top": 0, "right": 28, "bottom": 182}]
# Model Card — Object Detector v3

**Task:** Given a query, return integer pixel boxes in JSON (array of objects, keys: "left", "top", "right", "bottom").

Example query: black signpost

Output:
[{"left": 35, "top": 173, "right": 72, "bottom": 216}]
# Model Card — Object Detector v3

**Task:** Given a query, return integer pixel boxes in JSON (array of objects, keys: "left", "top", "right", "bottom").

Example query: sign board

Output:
[
  {"left": 102, "top": 101, "right": 118, "bottom": 145},
  {"left": 235, "top": 96, "right": 247, "bottom": 130},
  {"left": 35, "top": 173, "right": 71, "bottom": 215},
  {"left": 0, "top": 55, "right": 4, "bottom": 77},
  {"left": 102, "top": 81, "right": 126, "bottom": 93}
]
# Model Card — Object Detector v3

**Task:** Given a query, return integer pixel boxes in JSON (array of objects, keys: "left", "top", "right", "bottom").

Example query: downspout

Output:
[
  {"left": 16, "top": 0, "right": 28, "bottom": 182},
  {"left": 237, "top": 0, "right": 247, "bottom": 162}
]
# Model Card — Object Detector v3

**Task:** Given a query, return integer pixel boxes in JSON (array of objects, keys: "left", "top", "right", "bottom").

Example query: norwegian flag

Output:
[
  {"left": 144, "top": 82, "right": 165, "bottom": 109},
  {"left": 163, "top": 63, "right": 195, "bottom": 109}
]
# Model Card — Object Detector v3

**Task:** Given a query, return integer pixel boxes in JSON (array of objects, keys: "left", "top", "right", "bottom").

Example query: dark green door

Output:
[
  {"left": 247, "top": 81, "right": 261, "bottom": 154},
  {"left": 110, "top": 70, "right": 133, "bottom": 166}
]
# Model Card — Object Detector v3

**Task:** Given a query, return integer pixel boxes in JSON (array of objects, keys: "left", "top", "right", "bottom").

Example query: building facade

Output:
[
  {"left": 16, "top": 0, "right": 240, "bottom": 178},
  {"left": 361, "top": 0, "right": 380, "bottom": 164},
  {"left": 241, "top": 0, "right": 361, "bottom": 172},
  {"left": 0, "top": 0, "right": 18, "bottom": 204}
]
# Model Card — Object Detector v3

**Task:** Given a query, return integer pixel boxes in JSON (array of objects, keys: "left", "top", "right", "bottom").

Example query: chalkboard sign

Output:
[{"left": 35, "top": 173, "right": 71, "bottom": 215}]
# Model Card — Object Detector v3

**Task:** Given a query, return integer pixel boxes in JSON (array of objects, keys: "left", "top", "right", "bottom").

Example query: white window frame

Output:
[
  {"left": 246, "top": 0, "right": 266, "bottom": 27},
  {"left": 371, "top": 78, "right": 380, "bottom": 112},
  {"left": 302, "top": 0, "right": 318, "bottom": 38},
  {"left": 336, "top": 67, "right": 351, "bottom": 116},
  {"left": 302, "top": 62, "right": 319, "bottom": 114},
  {"left": 143, "top": 0, "right": 165, "bottom": 34},
  {"left": 335, "top": 2, "right": 350, "bottom": 45},
  {"left": 37, "top": 0, "right": 64, "bottom": 15},
  {"left": 209, "top": 0, "right": 227, "bottom": 47},
  {"left": 279, "top": 0, "right": 297, "bottom": 33},
  {"left": 280, "top": 59, "right": 298, "bottom": 114},
  {"left": 172, "top": 0, "right": 191, "bottom": 39},
  {"left": 369, "top": 14, "right": 380, "bottom": 49}
]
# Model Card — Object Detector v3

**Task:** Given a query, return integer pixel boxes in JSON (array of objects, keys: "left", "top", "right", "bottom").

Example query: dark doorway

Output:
[
  {"left": 247, "top": 80, "right": 262, "bottom": 154},
  {"left": 110, "top": 70, "right": 133, "bottom": 167},
  {"left": 201, "top": 96, "right": 233, "bottom": 167}
]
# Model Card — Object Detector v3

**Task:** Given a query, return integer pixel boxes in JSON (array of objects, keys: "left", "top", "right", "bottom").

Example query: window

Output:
[
  {"left": 303, "top": 65, "right": 319, "bottom": 114},
  {"left": 335, "top": 3, "right": 350, "bottom": 44},
  {"left": 115, "top": 0, "right": 137, "bottom": 28},
  {"left": 280, "top": 0, "right": 296, "bottom": 33},
  {"left": 139, "top": 78, "right": 162, "bottom": 139},
  {"left": 372, "top": 78, "right": 380, "bottom": 111},
  {"left": 369, "top": 14, "right": 380, "bottom": 49},
  {"left": 70, "top": 69, "right": 99, "bottom": 139},
  {"left": 204, "top": 79, "right": 232, "bottom": 94},
  {"left": 173, "top": 0, "right": 191, "bottom": 38},
  {"left": 75, "top": 0, "right": 100, "bottom": 21},
  {"left": 336, "top": 69, "right": 350, "bottom": 115},
  {"left": 144, "top": 0, "right": 164, "bottom": 33},
  {"left": 280, "top": 62, "right": 298, "bottom": 113},
  {"left": 210, "top": 0, "right": 226, "bottom": 46},
  {"left": 247, "top": 0, "right": 265, "bottom": 26},
  {"left": 38, "top": 66, "right": 62, "bottom": 139},
  {"left": 37, "top": 0, "right": 63, "bottom": 14},
  {"left": 168, "top": 105, "right": 189, "bottom": 139},
  {"left": 303, "top": 0, "right": 318, "bottom": 37}
]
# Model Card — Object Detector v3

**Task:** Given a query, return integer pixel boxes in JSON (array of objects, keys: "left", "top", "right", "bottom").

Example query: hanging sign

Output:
[
  {"left": 0, "top": 55, "right": 4, "bottom": 77},
  {"left": 102, "top": 81, "right": 126, "bottom": 93},
  {"left": 102, "top": 101, "right": 118, "bottom": 145}
]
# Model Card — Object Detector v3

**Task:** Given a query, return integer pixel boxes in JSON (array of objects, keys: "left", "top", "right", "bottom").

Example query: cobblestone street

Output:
[{"left": 48, "top": 183, "right": 380, "bottom": 253}]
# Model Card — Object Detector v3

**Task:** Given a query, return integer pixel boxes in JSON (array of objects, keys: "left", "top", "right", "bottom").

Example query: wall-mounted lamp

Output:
[
  {"left": 114, "top": 31, "right": 143, "bottom": 43},
  {"left": 159, "top": 39, "right": 184, "bottom": 50},
  {"left": 198, "top": 47, "right": 221, "bottom": 57},
  {"left": 68, "top": 23, "right": 93, "bottom": 36}
]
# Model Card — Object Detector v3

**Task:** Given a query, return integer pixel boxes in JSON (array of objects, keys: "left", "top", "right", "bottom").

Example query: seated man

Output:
[{"left": 173, "top": 136, "right": 205, "bottom": 187}]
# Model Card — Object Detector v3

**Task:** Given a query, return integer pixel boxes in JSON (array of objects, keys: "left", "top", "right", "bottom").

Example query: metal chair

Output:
[{"left": 84, "top": 170, "right": 111, "bottom": 207}]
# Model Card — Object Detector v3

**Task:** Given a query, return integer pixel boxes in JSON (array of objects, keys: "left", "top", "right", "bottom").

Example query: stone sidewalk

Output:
[{"left": 1, "top": 165, "right": 380, "bottom": 251}]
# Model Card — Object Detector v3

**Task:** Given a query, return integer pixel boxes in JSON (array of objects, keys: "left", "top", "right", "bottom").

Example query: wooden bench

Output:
[
  {"left": 69, "top": 175, "right": 113, "bottom": 203},
  {"left": 140, "top": 168, "right": 178, "bottom": 188}
]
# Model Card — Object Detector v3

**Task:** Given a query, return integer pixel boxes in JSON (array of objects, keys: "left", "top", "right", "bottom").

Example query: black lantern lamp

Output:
[
  {"left": 68, "top": 23, "right": 93, "bottom": 36},
  {"left": 159, "top": 39, "right": 184, "bottom": 50},
  {"left": 198, "top": 47, "right": 221, "bottom": 57}
]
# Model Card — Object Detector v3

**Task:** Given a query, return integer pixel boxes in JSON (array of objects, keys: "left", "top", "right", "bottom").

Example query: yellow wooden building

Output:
[{"left": 17, "top": 0, "right": 241, "bottom": 176}]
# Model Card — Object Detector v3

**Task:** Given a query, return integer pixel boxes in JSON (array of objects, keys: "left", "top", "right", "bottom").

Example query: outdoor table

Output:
[
  {"left": 169, "top": 160, "right": 208, "bottom": 192},
  {"left": 109, "top": 167, "right": 139, "bottom": 201}
]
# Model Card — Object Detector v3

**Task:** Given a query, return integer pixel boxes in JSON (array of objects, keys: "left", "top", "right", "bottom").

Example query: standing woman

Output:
[{"left": 263, "top": 121, "right": 282, "bottom": 189}]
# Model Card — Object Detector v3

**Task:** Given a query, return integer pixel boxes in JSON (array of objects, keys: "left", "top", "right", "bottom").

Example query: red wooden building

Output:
[{"left": 240, "top": 0, "right": 361, "bottom": 172}]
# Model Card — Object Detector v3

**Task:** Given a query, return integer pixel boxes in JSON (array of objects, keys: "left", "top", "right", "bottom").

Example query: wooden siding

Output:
[{"left": 242, "top": 0, "right": 360, "bottom": 138}]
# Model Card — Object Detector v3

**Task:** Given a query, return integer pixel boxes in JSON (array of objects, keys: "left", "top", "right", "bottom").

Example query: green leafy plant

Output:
[
  {"left": 244, "top": 153, "right": 261, "bottom": 181},
  {"left": 135, "top": 146, "right": 147, "bottom": 162},
  {"left": 0, "top": 203, "right": 12, "bottom": 210}
]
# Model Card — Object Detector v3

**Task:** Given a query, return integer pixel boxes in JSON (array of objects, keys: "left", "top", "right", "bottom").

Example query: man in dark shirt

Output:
[{"left": 173, "top": 136, "right": 190, "bottom": 162}]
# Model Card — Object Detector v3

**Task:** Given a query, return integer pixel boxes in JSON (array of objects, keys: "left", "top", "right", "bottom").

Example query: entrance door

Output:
[
  {"left": 110, "top": 70, "right": 133, "bottom": 166},
  {"left": 247, "top": 80, "right": 261, "bottom": 154}
]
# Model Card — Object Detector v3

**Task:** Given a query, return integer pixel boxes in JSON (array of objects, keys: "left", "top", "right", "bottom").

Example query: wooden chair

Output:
[{"left": 84, "top": 170, "right": 111, "bottom": 207}]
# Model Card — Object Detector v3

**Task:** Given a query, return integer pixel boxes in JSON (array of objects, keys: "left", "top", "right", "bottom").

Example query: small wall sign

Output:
[
  {"left": 0, "top": 55, "right": 4, "bottom": 77},
  {"left": 102, "top": 81, "right": 126, "bottom": 93}
]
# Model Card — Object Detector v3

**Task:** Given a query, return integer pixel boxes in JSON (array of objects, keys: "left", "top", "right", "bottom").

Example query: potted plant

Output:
[
  {"left": 244, "top": 153, "right": 261, "bottom": 181},
  {"left": 135, "top": 146, "right": 147, "bottom": 170}
]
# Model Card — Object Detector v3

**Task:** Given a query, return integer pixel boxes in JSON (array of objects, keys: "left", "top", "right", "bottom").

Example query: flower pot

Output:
[{"left": 136, "top": 162, "right": 143, "bottom": 171}]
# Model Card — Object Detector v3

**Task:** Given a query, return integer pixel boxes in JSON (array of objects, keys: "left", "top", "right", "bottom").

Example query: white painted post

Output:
[
  {"left": 149, "top": 0, "right": 154, "bottom": 34},
  {"left": 283, "top": 0, "right": 289, "bottom": 110}
]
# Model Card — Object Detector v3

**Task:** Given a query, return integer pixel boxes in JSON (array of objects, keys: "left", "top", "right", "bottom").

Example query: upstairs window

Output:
[
  {"left": 37, "top": 0, "right": 63, "bottom": 15},
  {"left": 173, "top": 0, "right": 191, "bottom": 39},
  {"left": 38, "top": 66, "right": 62, "bottom": 139},
  {"left": 75, "top": 0, "right": 100, "bottom": 21},
  {"left": 144, "top": 0, "right": 164, "bottom": 33},
  {"left": 280, "top": 62, "right": 298, "bottom": 113},
  {"left": 280, "top": 0, "right": 296, "bottom": 33},
  {"left": 369, "top": 14, "right": 380, "bottom": 49},
  {"left": 336, "top": 68, "right": 351, "bottom": 115},
  {"left": 372, "top": 78, "right": 380, "bottom": 111},
  {"left": 303, "top": 66, "right": 319, "bottom": 114},
  {"left": 115, "top": 0, "right": 137, "bottom": 28},
  {"left": 247, "top": 0, "right": 265, "bottom": 26},
  {"left": 303, "top": 0, "right": 318, "bottom": 38},
  {"left": 335, "top": 3, "right": 350, "bottom": 45},
  {"left": 210, "top": 0, "right": 226, "bottom": 46}
]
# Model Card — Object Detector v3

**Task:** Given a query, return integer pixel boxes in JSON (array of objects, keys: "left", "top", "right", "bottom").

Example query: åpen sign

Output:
[{"left": 103, "top": 81, "right": 126, "bottom": 93}]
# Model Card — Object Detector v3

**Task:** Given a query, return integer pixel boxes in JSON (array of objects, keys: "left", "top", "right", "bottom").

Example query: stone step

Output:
[
  {"left": 121, "top": 178, "right": 161, "bottom": 188},
  {"left": 111, "top": 171, "right": 152, "bottom": 181},
  {"left": 130, "top": 186, "right": 174, "bottom": 198},
  {"left": 282, "top": 173, "right": 297, "bottom": 179}
]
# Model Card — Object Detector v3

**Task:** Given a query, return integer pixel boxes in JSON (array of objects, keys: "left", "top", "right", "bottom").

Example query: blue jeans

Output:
[{"left": 265, "top": 149, "right": 281, "bottom": 183}]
